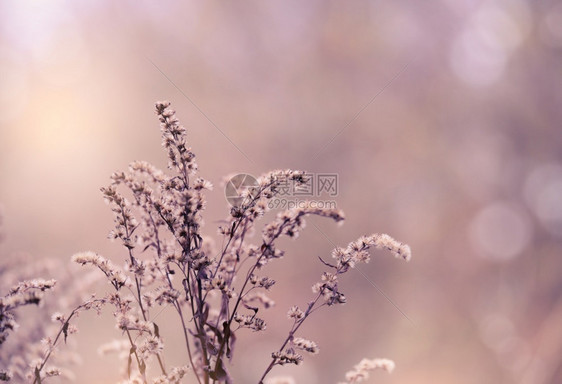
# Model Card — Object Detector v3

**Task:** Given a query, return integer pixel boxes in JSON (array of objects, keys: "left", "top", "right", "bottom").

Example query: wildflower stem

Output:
[
  {"left": 32, "top": 308, "right": 78, "bottom": 384},
  {"left": 32, "top": 299, "right": 105, "bottom": 384},
  {"left": 173, "top": 299, "right": 204, "bottom": 384},
  {"left": 213, "top": 219, "right": 290, "bottom": 377},
  {"left": 257, "top": 291, "right": 324, "bottom": 384},
  {"left": 125, "top": 330, "right": 148, "bottom": 384},
  {"left": 118, "top": 201, "right": 168, "bottom": 377}
]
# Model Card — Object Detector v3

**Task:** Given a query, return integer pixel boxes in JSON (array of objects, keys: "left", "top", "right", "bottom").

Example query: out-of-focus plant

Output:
[{"left": 0, "top": 214, "right": 102, "bottom": 383}]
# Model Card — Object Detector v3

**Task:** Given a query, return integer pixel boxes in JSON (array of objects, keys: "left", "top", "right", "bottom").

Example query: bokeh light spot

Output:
[
  {"left": 524, "top": 163, "right": 562, "bottom": 236},
  {"left": 469, "top": 202, "right": 532, "bottom": 261}
]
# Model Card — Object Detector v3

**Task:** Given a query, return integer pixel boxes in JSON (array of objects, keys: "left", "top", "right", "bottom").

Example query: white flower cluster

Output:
[{"left": 339, "top": 358, "right": 395, "bottom": 383}]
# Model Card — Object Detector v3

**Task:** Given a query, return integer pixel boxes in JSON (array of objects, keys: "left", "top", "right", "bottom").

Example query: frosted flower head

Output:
[
  {"left": 287, "top": 306, "right": 304, "bottom": 320},
  {"left": 72, "top": 252, "right": 129, "bottom": 290},
  {"left": 138, "top": 335, "right": 164, "bottom": 360},
  {"left": 292, "top": 337, "right": 319, "bottom": 354},
  {"left": 272, "top": 348, "right": 303, "bottom": 366},
  {"left": 342, "top": 358, "right": 395, "bottom": 383}
]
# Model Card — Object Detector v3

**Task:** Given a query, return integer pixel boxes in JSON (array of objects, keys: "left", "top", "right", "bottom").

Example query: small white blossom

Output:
[{"left": 341, "top": 358, "right": 395, "bottom": 383}]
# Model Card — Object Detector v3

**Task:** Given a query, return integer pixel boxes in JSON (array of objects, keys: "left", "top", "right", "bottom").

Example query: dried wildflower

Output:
[
  {"left": 355, "top": 234, "right": 412, "bottom": 261},
  {"left": 287, "top": 306, "right": 304, "bottom": 321},
  {"left": 0, "top": 102, "right": 412, "bottom": 383},
  {"left": 153, "top": 365, "right": 189, "bottom": 384},
  {"left": 9, "top": 279, "right": 57, "bottom": 295},
  {"left": 244, "top": 291, "right": 275, "bottom": 309},
  {"left": 43, "top": 366, "right": 62, "bottom": 377},
  {"left": 272, "top": 348, "right": 303, "bottom": 366},
  {"left": 250, "top": 275, "right": 276, "bottom": 290},
  {"left": 233, "top": 314, "right": 267, "bottom": 331},
  {"left": 260, "top": 233, "right": 410, "bottom": 382},
  {"left": 331, "top": 233, "right": 411, "bottom": 273},
  {"left": 263, "top": 204, "right": 345, "bottom": 243},
  {"left": 138, "top": 336, "right": 164, "bottom": 361},
  {"left": 72, "top": 252, "right": 128, "bottom": 290},
  {"left": 0, "top": 253, "right": 66, "bottom": 382},
  {"left": 51, "top": 312, "right": 65, "bottom": 323},
  {"left": 115, "top": 313, "right": 153, "bottom": 334},
  {"left": 339, "top": 358, "right": 395, "bottom": 383},
  {"left": 153, "top": 286, "right": 180, "bottom": 305},
  {"left": 291, "top": 337, "right": 319, "bottom": 354}
]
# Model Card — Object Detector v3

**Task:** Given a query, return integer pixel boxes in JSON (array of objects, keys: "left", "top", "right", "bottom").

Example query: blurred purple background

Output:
[{"left": 1, "top": 1, "right": 562, "bottom": 383}]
